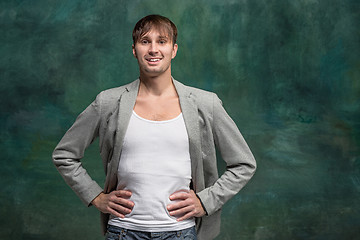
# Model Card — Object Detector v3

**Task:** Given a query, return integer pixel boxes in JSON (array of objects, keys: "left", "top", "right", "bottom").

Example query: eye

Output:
[
  {"left": 159, "top": 40, "right": 166, "bottom": 44},
  {"left": 141, "top": 39, "right": 149, "bottom": 44}
]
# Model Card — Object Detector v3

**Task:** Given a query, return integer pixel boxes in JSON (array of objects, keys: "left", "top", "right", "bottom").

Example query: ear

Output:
[
  {"left": 132, "top": 44, "right": 137, "bottom": 58},
  {"left": 171, "top": 43, "right": 178, "bottom": 59}
]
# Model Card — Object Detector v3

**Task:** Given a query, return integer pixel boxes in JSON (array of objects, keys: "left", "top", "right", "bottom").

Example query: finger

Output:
[
  {"left": 169, "top": 192, "right": 190, "bottom": 201},
  {"left": 169, "top": 189, "right": 189, "bottom": 199},
  {"left": 169, "top": 205, "right": 193, "bottom": 217},
  {"left": 176, "top": 211, "right": 194, "bottom": 222},
  {"left": 110, "top": 196, "right": 135, "bottom": 210},
  {"left": 114, "top": 190, "right": 132, "bottom": 198},
  {"left": 112, "top": 197, "right": 135, "bottom": 209},
  {"left": 109, "top": 201, "right": 132, "bottom": 215},
  {"left": 107, "top": 207, "right": 126, "bottom": 219},
  {"left": 167, "top": 200, "right": 188, "bottom": 211},
  {"left": 110, "top": 191, "right": 134, "bottom": 209}
]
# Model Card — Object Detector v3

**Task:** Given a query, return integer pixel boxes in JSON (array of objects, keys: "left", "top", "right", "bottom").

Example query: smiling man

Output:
[{"left": 52, "top": 15, "right": 256, "bottom": 240}]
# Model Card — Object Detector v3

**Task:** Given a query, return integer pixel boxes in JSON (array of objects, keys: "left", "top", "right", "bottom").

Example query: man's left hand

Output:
[{"left": 167, "top": 190, "right": 206, "bottom": 221}]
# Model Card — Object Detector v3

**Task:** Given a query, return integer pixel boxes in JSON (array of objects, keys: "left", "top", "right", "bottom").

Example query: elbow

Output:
[
  {"left": 251, "top": 157, "right": 257, "bottom": 174},
  {"left": 52, "top": 149, "right": 59, "bottom": 166},
  {"left": 51, "top": 147, "right": 70, "bottom": 168},
  {"left": 235, "top": 156, "right": 257, "bottom": 179},
  {"left": 52, "top": 145, "right": 63, "bottom": 165},
  {"left": 247, "top": 155, "right": 257, "bottom": 178}
]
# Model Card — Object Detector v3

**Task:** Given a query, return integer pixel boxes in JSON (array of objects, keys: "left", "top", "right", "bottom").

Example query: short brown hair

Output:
[{"left": 132, "top": 15, "right": 177, "bottom": 45}]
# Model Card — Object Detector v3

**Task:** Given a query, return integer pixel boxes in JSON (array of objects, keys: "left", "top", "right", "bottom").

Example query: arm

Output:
[
  {"left": 167, "top": 94, "right": 256, "bottom": 220},
  {"left": 196, "top": 94, "right": 257, "bottom": 216},
  {"left": 53, "top": 92, "right": 136, "bottom": 219},
  {"left": 52, "top": 94, "right": 103, "bottom": 206}
]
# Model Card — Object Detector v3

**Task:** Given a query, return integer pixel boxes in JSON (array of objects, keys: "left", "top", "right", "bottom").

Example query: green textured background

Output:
[{"left": 1, "top": 0, "right": 359, "bottom": 239}]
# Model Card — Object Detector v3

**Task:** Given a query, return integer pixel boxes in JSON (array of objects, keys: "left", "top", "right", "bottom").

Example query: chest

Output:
[
  {"left": 133, "top": 95, "right": 181, "bottom": 121},
  {"left": 119, "top": 111, "right": 191, "bottom": 178}
]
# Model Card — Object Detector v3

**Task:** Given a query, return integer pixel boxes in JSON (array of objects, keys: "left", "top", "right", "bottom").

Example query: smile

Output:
[{"left": 146, "top": 58, "right": 162, "bottom": 62}]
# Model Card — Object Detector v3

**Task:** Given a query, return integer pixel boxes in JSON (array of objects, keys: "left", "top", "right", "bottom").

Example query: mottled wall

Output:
[{"left": 1, "top": 0, "right": 359, "bottom": 239}]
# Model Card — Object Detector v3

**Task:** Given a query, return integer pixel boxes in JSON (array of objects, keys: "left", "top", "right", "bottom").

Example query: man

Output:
[{"left": 53, "top": 14, "right": 256, "bottom": 240}]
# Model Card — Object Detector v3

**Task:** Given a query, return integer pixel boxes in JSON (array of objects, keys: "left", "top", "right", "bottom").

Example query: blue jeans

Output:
[{"left": 105, "top": 225, "right": 197, "bottom": 240}]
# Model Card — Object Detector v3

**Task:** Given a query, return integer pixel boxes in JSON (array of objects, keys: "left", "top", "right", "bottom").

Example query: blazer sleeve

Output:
[
  {"left": 196, "top": 94, "right": 257, "bottom": 215},
  {"left": 52, "top": 93, "right": 104, "bottom": 206}
]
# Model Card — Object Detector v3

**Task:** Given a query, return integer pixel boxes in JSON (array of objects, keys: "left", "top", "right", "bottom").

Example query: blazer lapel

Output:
[
  {"left": 115, "top": 79, "right": 140, "bottom": 152},
  {"left": 106, "top": 79, "right": 139, "bottom": 192},
  {"left": 173, "top": 79, "right": 202, "bottom": 191}
]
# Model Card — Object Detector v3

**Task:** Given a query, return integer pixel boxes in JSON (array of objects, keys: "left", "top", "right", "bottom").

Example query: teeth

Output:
[{"left": 148, "top": 58, "right": 161, "bottom": 62}]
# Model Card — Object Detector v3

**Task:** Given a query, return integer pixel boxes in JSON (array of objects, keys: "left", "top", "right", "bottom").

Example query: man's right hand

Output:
[{"left": 91, "top": 190, "right": 134, "bottom": 218}]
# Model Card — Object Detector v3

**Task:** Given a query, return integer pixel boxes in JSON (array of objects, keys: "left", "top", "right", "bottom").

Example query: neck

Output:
[{"left": 138, "top": 71, "right": 176, "bottom": 97}]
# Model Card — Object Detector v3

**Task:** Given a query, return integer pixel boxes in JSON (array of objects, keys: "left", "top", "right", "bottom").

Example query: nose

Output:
[{"left": 148, "top": 43, "right": 159, "bottom": 55}]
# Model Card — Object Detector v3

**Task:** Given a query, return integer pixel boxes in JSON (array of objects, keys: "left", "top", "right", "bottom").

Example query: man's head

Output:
[
  {"left": 132, "top": 15, "right": 178, "bottom": 78},
  {"left": 132, "top": 15, "right": 177, "bottom": 46}
]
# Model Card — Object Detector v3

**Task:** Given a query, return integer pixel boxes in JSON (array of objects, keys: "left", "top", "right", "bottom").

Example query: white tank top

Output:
[{"left": 108, "top": 111, "right": 195, "bottom": 231}]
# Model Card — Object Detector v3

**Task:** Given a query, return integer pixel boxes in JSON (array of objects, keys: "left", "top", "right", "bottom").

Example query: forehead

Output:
[{"left": 140, "top": 30, "right": 169, "bottom": 39}]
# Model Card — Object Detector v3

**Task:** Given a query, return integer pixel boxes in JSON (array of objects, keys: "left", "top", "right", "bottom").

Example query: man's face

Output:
[{"left": 132, "top": 29, "right": 178, "bottom": 78}]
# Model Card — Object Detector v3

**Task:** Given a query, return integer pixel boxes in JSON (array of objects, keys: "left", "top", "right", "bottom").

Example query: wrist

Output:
[
  {"left": 195, "top": 193, "right": 208, "bottom": 216},
  {"left": 91, "top": 192, "right": 104, "bottom": 207}
]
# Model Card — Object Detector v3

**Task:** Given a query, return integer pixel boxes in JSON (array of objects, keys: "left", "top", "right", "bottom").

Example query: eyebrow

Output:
[
  {"left": 139, "top": 34, "right": 169, "bottom": 40},
  {"left": 138, "top": 35, "right": 169, "bottom": 42}
]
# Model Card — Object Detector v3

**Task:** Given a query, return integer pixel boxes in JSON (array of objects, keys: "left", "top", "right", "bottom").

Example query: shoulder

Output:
[
  {"left": 174, "top": 80, "right": 221, "bottom": 109},
  {"left": 98, "top": 80, "right": 137, "bottom": 100},
  {"left": 186, "top": 85, "right": 215, "bottom": 98},
  {"left": 93, "top": 79, "right": 139, "bottom": 114},
  {"left": 95, "top": 79, "right": 138, "bottom": 103}
]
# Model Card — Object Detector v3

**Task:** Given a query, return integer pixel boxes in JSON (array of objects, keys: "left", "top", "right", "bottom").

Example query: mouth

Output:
[{"left": 145, "top": 57, "right": 162, "bottom": 63}]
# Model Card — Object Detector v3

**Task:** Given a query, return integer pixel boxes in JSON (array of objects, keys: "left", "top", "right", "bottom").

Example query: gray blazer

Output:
[{"left": 52, "top": 78, "right": 256, "bottom": 240}]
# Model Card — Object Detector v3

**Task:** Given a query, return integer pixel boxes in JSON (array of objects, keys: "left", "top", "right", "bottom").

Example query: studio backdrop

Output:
[{"left": 1, "top": 0, "right": 359, "bottom": 239}]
